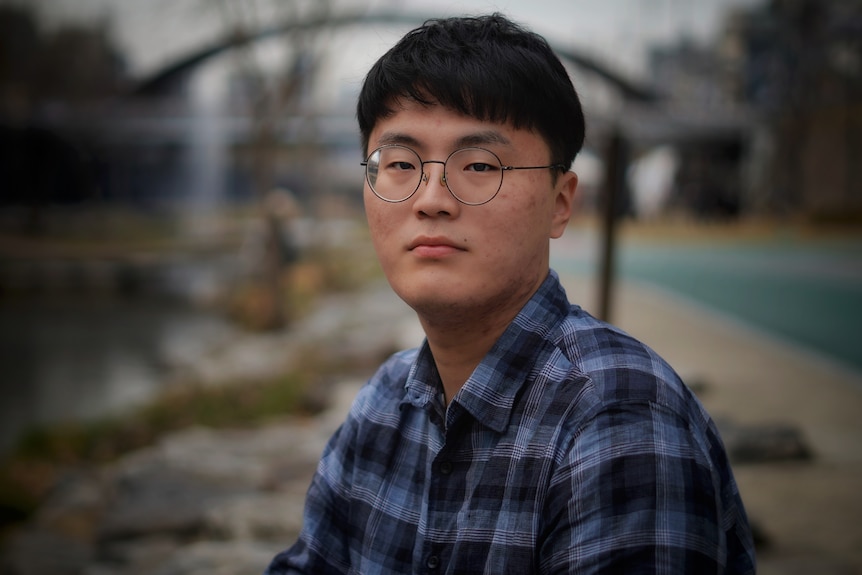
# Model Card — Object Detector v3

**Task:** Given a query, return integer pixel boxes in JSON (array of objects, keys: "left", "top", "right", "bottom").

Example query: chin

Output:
[{"left": 391, "top": 280, "right": 470, "bottom": 315}]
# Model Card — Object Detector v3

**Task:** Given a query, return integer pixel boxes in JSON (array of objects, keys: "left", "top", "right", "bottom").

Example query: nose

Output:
[{"left": 414, "top": 160, "right": 459, "bottom": 216}]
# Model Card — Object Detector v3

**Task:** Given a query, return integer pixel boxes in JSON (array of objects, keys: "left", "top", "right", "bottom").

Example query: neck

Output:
[
  {"left": 418, "top": 304, "right": 519, "bottom": 405},
  {"left": 410, "top": 270, "right": 551, "bottom": 403}
]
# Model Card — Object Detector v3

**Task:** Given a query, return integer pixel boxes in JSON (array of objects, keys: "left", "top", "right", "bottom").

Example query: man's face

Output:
[{"left": 363, "top": 98, "right": 578, "bottom": 324}]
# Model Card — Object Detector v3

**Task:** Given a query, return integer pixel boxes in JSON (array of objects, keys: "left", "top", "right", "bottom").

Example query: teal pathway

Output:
[{"left": 552, "top": 232, "right": 862, "bottom": 374}]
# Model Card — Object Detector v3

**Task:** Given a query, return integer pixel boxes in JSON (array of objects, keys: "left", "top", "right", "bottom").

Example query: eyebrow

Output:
[
  {"left": 376, "top": 132, "right": 422, "bottom": 148},
  {"left": 375, "top": 130, "right": 513, "bottom": 150},
  {"left": 454, "top": 131, "right": 512, "bottom": 148}
]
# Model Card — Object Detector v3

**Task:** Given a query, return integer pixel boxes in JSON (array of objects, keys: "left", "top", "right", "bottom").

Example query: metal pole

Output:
[{"left": 598, "top": 130, "right": 626, "bottom": 322}]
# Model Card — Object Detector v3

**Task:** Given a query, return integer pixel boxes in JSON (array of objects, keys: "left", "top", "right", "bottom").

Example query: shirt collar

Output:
[
  {"left": 402, "top": 270, "right": 572, "bottom": 433},
  {"left": 401, "top": 342, "right": 443, "bottom": 410}
]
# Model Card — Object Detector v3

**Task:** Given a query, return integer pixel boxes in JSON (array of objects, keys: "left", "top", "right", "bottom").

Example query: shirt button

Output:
[
  {"left": 439, "top": 461, "right": 453, "bottom": 475},
  {"left": 426, "top": 555, "right": 440, "bottom": 569}
]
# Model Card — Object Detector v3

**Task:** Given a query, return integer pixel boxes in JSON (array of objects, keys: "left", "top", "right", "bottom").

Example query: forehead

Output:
[{"left": 368, "top": 98, "right": 546, "bottom": 155}]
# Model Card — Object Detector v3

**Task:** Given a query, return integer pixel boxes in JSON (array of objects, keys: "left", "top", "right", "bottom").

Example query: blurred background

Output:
[{"left": 1, "top": 0, "right": 861, "bottom": 573}]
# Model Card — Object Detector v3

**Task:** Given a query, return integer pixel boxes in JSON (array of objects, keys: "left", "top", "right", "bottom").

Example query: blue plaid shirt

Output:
[{"left": 266, "top": 270, "right": 755, "bottom": 574}]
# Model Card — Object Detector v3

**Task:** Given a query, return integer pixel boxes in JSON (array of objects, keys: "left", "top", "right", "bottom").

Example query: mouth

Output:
[
  {"left": 408, "top": 236, "right": 464, "bottom": 257},
  {"left": 409, "top": 236, "right": 458, "bottom": 249}
]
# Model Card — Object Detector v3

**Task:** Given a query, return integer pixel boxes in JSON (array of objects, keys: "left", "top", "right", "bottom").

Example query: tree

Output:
[
  {"left": 0, "top": 5, "right": 127, "bottom": 232},
  {"left": 215, "top": 0, "right": 333, "bottom": 329}
]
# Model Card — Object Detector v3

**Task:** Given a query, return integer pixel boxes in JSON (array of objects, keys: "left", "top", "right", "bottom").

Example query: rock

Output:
[
  {"left": 202, "top": 492, "right": 305, "bottom": 542},
  {"left": 0, "top": 386, "right": 363, "bottom": 575},
  {"left": 0, "top": 420, "right": 321, "bottom": 575},
  {"left": 97, "top": 465, "right": 244, "bottom": 543},
  {"left": 0, "top": 280, "right": 416, "bottom": 575},
  {"left": 81, "top": 541, "right": 277, "bottom": 575},
  {"left": 1, "top": 528, "right": 93, "bottom": 575},
  {"left": 143, "top": 540, "right": 277, "bottom": 575},
  {"left": 86, "top": 536, "right": 183, "bottom": 575},
  {"left": 718, "top": 420, "right": 814, "bottom": 464}
]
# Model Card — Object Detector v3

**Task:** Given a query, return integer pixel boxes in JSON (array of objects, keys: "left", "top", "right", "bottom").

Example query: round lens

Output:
[
  {"left": 445, "top": 148, "right": 504, "bottom": 205},
  {"left": 366, "top": 146, "right": 422, "bottom": 202}
]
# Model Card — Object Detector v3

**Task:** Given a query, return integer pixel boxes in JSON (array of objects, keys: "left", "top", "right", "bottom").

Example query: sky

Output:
[{"left": 25, "top": 0, "right": 765, "bottom": 83}]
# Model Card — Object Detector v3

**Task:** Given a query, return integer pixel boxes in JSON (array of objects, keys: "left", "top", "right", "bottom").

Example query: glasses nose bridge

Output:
[{"left": 420, "top": 159, "right": 447, "bottom": 186}]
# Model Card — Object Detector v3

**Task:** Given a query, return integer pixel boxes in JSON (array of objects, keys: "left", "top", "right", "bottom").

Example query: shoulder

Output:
[
  {"left": 555, "top": 306, "right": 694, "bottom": 412},
  {"left": 529, "top": 273, "right": 689, "bottom": 409},
  {"left": 318, "top": 347, "right": 420, "bottom": 471},
  {"left": 549, "top": 311, "right": 744, "bottom": 515},
  {"left": 546, "top": 305, "right": 729, "bottom": 465},
  {"left": 350, "top": 347, "right": 417, "bottom": 416},
  {"left": 368, "top": 347, "right": 418, "bottom": 391}
]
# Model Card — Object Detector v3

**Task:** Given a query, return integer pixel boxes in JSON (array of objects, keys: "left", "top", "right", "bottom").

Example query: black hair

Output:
[{"left": 357, "top": 13, "right": 585, "bottom": 169}]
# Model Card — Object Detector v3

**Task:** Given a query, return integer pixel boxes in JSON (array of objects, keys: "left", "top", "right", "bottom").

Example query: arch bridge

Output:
[{"left": 131, "top": 10, "right": 658, "bottom": 104}]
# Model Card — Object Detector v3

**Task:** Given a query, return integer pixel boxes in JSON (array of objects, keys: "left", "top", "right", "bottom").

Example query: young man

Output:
[{"left": 266, "top": 14, "right": 755, "bottom": 574}]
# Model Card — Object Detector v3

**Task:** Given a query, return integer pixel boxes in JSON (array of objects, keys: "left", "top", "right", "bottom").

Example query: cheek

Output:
[
  {"left": 364, "top": 189, "right": 386, "bottom": 229},
  {"left": 480, "top": 192, "right": 553, "bottom": 262},
  {"left": 364, "top": 197, "right": 400, "bottom": 261},
  {"left": 366, "top": 212, "right": 389, "bottom": 250},
  {"left": 492, "top": 186, "right": 550, "bottom": 235}
]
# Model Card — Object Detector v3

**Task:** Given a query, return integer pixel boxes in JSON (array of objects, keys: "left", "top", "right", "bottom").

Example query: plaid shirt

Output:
[{"left": 266, "top": 270, "right": 755, "bottom": 574}]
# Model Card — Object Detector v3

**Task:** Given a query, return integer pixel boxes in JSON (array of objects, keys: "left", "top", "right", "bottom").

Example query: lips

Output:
[
  {"left": 408, "top": 236, "right": 464, "bottom": 257},
  {"left": 409, "top": 236, "right": 458, "bottom": 249}
]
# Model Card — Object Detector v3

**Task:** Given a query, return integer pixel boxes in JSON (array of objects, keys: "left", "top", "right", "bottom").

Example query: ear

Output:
[{"left": 550, "top": 171, "right": 578, "bottom": 239}]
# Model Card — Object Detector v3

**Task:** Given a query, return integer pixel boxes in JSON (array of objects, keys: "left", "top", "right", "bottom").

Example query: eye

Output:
[
  {"left": 377, "top": 146, "right": 420, "bottom": 171},
  {"left": 451, "top": 148, "right": 502, "bottom": 174},
  {"left": 465, "top": 162, "right": 496, "bottom": 173}
]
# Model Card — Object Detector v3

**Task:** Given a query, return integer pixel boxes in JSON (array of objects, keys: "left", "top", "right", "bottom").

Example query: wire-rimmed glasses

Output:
[{"left": 361, "top": 145, "right": 566, "bottom": 206}]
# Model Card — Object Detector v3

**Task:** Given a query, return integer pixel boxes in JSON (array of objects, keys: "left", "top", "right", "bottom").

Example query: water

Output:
[
  {"left": 0, "top": 59, "right": 242, "bottom": 455},
  {"left": 0, "top": 288, "right": 235, "bottom": 456}
]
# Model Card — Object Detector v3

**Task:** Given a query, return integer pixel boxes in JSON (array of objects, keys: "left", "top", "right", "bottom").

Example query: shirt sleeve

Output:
[{"left": 540, "top": 401, "right": 755, "bottom": 575}]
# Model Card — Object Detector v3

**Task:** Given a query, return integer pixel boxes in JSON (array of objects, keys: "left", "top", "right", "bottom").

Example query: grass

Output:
[
  {"left": 17, "top": 372, "right": 314, "bottom": 462},
  {"left": 0, "top": 364, "right": 325, "bottom": 532}
]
